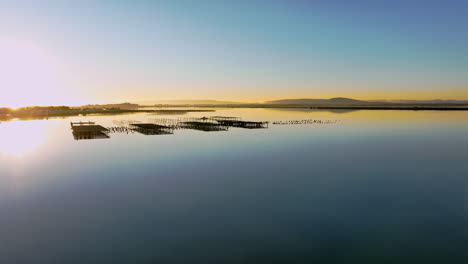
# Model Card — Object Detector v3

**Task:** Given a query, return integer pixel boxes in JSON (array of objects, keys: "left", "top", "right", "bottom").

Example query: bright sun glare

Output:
[
  {"left": 0, "top": 39, "right": 64, "bottom": 108},
  {"left": 0, "top": 121, "right": 48, "bottom": 156}
]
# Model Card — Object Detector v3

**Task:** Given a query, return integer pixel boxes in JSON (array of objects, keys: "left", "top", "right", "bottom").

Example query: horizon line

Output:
[{"left": 3, "top": 96, "right": 468, "bottom": 109}]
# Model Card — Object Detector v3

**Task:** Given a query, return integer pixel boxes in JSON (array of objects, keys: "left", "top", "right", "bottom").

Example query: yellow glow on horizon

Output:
[
  {"left": 345, "top": 89, "right": 468, "bottom": 101},
  {"left": 115, "top": 84, "right": 467, "bottom": 103}
]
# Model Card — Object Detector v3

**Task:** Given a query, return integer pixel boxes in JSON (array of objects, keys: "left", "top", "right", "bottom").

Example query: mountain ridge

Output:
[
  {"left": 266, "top": 97, "right": 371, "bottom": 105},
  {"left": 267, "top": 98, "right": 468, "bottom": 105},
  {"left": 137, "top": 100, "right": 244, "bottom": 105},
  {"left": 129, "top": 98, "right": 468, "bottom": 106}
]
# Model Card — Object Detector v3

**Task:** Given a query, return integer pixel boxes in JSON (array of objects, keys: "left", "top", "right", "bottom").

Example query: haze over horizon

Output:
[{"left": 1, "top": 0, "right": 467, "bottom": 108}]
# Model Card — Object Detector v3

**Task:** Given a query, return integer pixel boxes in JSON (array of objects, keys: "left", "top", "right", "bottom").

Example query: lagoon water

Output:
[{"left": 1, "top": 109, "right": 468, "bottom": 263}]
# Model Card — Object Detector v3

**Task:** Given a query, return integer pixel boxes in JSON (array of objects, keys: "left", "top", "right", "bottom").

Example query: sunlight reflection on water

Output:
[{"left": 0, "top": 120, "right": 50, "bottom": 156}]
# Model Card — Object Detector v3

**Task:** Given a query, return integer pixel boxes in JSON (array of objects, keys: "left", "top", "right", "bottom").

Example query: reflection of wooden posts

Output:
[
  {"left": 130, "top": 123, "right": 174, "bottom": 135},
  {"left": 212, "top": 117, "right": 268, "bottom": 129},
  {"left": 271, "top": 119, "right": 338, "bottom": 125},
  {"left": 148, "top": 117, "right": 270, "bottom": 131},
  {"left": 70, "top": 116, "right": 271, "bottom": 139},
  {"left": 71, "top": 121, "right": 110, "bottom": 140},
  {"left": 178, "top": 121, "right": 229, "bottom": 132}
]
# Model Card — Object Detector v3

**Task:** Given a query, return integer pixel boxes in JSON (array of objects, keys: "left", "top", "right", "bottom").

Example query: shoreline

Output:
[
  {"left": 147, "top": 104, "right": 468, "bottom": 111},
  {"left": 1, "top": 105, "right": 468, "bottom": 122},
  {"left": 0, "top": 108, "right": 215, "bottom": 121}
]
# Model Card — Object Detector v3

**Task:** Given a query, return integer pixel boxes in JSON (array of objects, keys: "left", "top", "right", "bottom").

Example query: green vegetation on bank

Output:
[{"left": 0, "top": 106, "right": 139, "bottom": 120}]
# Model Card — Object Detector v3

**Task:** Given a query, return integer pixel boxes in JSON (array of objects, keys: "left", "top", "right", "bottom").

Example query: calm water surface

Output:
[{"left": 1, "top": 109, "right": 468, "bottom": 263}]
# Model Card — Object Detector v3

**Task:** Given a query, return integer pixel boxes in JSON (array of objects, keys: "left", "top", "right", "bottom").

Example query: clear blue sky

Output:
[{"left": 1, "top": 0, "right": 467, "bottom": 106}]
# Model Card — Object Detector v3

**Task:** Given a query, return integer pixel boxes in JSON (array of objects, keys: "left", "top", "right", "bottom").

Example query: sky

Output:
[{"left": 0, "top": 0, "right": 467, "bottom": 107}]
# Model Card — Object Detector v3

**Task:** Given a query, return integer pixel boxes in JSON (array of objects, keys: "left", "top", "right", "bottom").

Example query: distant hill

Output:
[
  {"left": 369, "top": 99, "right": 468, "bottom": 104},
  {"left": 146, "top": 100, "right": 245, "bottom": 105},
  {"left": 129, "top": 98, "right": 468, "bottom": 107},
  {"left": 78, "top": 103, "right": 140, "bottom": 109},
  {"left": 267, "top": 97, "right": 371, "bottom": 105}
]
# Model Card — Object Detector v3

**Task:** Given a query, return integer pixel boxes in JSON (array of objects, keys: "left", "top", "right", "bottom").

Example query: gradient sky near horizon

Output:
[{"left": 1, "top": 0, "right": 467, "bottom": 107}]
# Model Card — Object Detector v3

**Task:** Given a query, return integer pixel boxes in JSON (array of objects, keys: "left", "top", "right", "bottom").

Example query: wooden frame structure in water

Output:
[{"left": 70, "top": 121, "right": 110, "bottom": 140}]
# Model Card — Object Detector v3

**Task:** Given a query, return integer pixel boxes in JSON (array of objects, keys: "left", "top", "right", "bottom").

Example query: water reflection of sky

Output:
[{"left": 0, "top": 109, "right": 468, "bottom": 263}]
